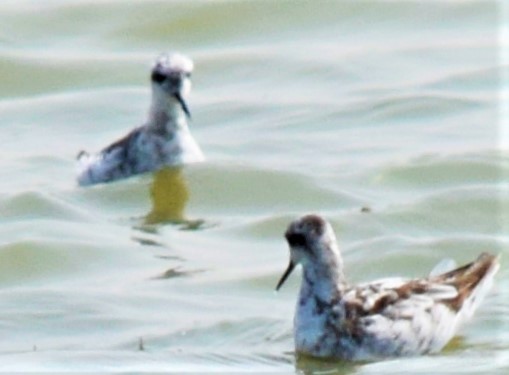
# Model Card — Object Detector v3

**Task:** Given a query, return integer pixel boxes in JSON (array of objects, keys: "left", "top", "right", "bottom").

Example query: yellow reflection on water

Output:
[
  {"left": 295, "top": 352, "right": 358, "bottom": 375},
  {"left": 145, "top": 167, "right": 189, "bottom": 225}
]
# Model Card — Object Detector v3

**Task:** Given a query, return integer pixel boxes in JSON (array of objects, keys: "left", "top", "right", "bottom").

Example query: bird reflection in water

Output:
[{"left": 144, "top": 166, "right": 206, "bottom": 230}]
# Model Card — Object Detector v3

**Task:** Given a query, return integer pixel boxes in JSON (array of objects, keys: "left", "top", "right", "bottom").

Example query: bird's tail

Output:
[
  {"left": 433, "top": 252, "right": 500, "bottom": 325},
  {"left": 76, "top": 150, "right": 95, "bottom": 186}
]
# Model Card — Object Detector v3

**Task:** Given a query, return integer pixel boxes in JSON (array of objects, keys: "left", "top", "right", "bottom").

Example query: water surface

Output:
[{"left": 0, "top": 1, "right": 507, "bottom": 373}]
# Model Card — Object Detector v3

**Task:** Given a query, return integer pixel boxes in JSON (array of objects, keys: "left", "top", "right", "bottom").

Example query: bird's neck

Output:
[
  {"left": 148, "top": 93, "right": 187, "bottom": 135},
  {"left": 301, "top": 249, "right": 346, "bottom": 303}
]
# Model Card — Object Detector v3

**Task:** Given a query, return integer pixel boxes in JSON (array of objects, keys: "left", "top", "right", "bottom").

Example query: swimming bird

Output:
[
  {"left": 276, "top": 214, "right": 499, "bottom": 361},
  {"left": 77, "top": 53, "right": 204, "bottom": 186}
]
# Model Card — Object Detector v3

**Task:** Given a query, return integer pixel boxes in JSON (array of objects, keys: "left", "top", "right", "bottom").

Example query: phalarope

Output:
[
  {"left": 77, "top": 53, "right": 204, "bottom": 186},
  {"left": 276, "top": 214, "right": 499, "bottom": 361}
]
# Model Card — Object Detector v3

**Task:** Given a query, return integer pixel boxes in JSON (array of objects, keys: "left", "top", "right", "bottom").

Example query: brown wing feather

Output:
[
  {"left": 429, "top": 252, "right": 498, "bottom": 311},
  {"left": 341, "top": 252, "right": 498, "bottom": 331}
]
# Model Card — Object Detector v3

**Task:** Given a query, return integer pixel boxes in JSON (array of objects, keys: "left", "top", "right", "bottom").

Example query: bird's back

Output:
[{"left": 296, "top": 252, "right": 499, "bottom": 360}]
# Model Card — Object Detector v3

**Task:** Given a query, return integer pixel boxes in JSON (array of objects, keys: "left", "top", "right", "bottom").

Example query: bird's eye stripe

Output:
[
  {"left": 286, "top": 233, "right": 307, "bottom": 247},
  {"left": 151, "top": 71, "right": 166, "bottom": 83}
]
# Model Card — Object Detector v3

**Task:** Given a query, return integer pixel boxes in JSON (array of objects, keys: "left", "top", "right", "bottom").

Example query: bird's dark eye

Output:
[
  {"left": 151, "top": 71, "right": 166, "bottom": 83},
  {"left": 286, "top": 233, "right": 307, "bottom": 248},
  {"left": 184, "top": 72, "right": 192, "bottom": 78}
]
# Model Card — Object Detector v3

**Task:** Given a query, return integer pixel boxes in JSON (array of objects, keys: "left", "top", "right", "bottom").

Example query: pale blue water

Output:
[{"left": 0, "top": 1, "right": 507, "bottom": 373}]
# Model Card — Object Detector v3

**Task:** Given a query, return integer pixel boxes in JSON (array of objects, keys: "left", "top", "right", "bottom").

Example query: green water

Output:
[{"left": 1, "top": 0, "right": 507, "bottom": 373}]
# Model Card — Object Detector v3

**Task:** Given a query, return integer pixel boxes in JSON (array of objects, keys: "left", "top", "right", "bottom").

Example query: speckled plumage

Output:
[
  {"left": 277, "top": 215, "right": 499, "bottom": 361},
  {"left": 77, "top": 53, "right": 204, "bottom": 186}
]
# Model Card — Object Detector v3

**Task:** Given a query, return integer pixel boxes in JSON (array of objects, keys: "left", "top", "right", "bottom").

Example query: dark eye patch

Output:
[
  {"left": 286, "top": 233, "right": 307, "bottom": 248},
  {"left": 184, "top": 72, "right": 192, "bottom": 78},
  {"left": 151, "top": 71, "right": 166, "bottom": 83}
]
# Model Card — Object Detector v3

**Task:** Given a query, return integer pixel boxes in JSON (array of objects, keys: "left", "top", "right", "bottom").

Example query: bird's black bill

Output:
[
  {"left": 276, "top": 261, "right": 295, "bottom": 291},
  {"left": 174, "top": 92, "right": 191, "bottom": 119}
]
